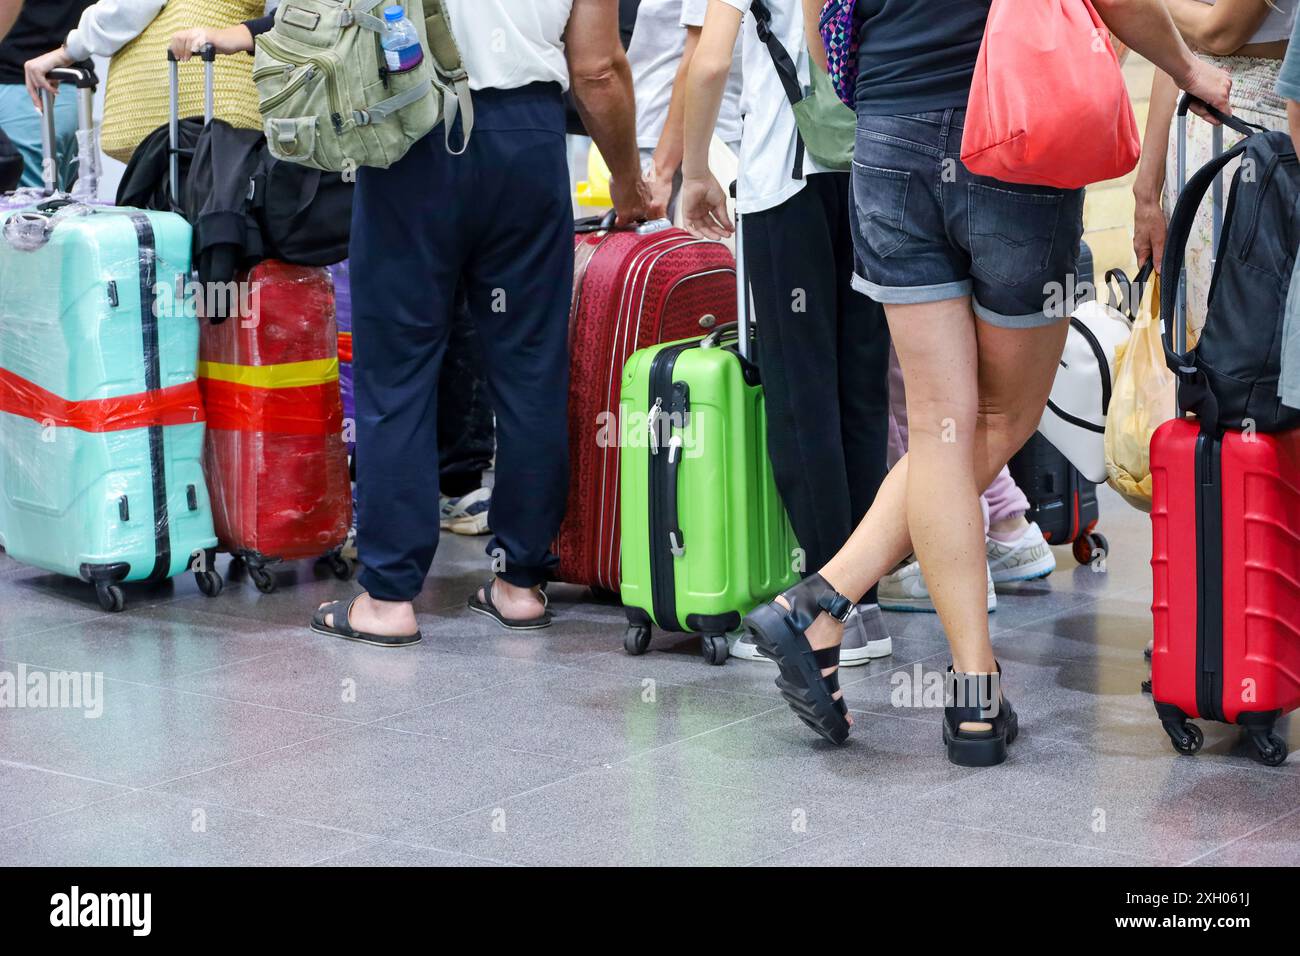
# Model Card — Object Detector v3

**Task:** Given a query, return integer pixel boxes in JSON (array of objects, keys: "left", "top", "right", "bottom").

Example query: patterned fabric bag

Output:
[{"left": 818, "top": 0, "right": 860, "bottom": 109}]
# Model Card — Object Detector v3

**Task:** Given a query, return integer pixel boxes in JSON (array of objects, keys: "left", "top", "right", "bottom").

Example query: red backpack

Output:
[{"left": 961, "top": 0, "right": 1140, "bottom": 189}]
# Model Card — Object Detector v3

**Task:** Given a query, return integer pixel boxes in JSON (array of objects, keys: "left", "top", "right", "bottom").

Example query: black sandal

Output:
[
  {"left": 310, "top": 596, "right": 422, "bottom": 647},
  {"left": 742, "top": 573, "right": 855, "bottom": 745},
  {"left": 467, "top": 578, "right": 552, "bottom": 631},
  {"left": 943, "top": 664, "right": 1018, "bottom": 767}
]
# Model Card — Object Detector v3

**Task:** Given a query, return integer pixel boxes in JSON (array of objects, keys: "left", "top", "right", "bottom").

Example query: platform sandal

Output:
[
  {"left": 742, "top": 573, "right": 856, "bottom": 745},
  {"left": 943, "top": 664, "right": 1019, "bottom": 767}
]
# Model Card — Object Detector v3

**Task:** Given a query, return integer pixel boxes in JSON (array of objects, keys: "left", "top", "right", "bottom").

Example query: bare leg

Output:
[{"left": 788, "top": 300, "right": 1070, "bottom": 685}]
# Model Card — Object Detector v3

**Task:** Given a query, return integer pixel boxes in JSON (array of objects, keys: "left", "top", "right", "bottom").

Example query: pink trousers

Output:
[{"left": 885, "top": 347, "right": 1029, "bottom": 533}]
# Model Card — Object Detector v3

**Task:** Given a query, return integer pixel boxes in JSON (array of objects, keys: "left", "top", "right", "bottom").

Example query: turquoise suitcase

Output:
[{"left": 0, "top": 199, "right": 222, "bottom": 611}]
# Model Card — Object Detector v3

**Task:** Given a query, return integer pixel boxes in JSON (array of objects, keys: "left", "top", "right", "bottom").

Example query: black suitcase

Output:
[
  {"left": 0, "top": 127, "right": 22, "bottom": 194},
  {"left": 1007, "top": 432, "right": 1106, "bottom": 565}
]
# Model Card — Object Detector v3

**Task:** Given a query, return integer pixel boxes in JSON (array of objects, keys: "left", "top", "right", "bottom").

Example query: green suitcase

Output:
[{"left": 618, "top": 321, "right": 800, "bottom": 665}]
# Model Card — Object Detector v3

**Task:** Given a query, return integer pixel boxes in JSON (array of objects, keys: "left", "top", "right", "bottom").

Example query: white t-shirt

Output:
[
  {"left": 1194, "top": 0, "right": 1297, "bottom": 44},
  {"left": 446, "top": 0, "right": 575, "bottom": 93},
  {"left": 629, "top": 0, "right": 688, "bottom": 148},
  {"left": 716, "top": 0, "right": 829, "bottom": 214},
  {"left": 629, "top": 0, "right": 742, "bottom": 149}
]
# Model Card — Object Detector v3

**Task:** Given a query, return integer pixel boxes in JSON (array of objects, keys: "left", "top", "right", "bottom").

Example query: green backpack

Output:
[{"left": 254, "top": 0, "right": 474, "bottom": 172}]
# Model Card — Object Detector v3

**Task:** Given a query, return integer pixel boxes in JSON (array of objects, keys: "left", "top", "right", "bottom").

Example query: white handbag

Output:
[{"left": 1037, "top": 264, "right": 1150, "bottom": 483}]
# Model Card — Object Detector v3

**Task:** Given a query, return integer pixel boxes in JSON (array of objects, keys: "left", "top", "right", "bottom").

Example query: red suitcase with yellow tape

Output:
[{"left": 198, "top": 261, "right": 354, "bottom": 592}]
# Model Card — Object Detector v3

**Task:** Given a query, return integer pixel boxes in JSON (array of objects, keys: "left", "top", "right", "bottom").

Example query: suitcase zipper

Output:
[
  {"left": 1193, "top": 430, "right": 1226, "bottom": 722},
  {"left": 647, "top": 340, "right": 696, "bottom": 632}
]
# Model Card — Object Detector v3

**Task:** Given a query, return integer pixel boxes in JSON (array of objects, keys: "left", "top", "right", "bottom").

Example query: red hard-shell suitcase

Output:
[
  {"left": 554, "top": 217, "right": 737, "bottom": 590},
  {"left": 1150, "top": 420, "right": 1300, "bottom": 764},
  {"left": 1149, "top": 96, "right": 1300, "bottom": 765},
  {"left": 199, "top": 261, "right": 354, "bottom": 592}
]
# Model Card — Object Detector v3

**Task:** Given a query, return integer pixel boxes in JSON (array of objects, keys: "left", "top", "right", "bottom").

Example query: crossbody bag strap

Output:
[{"left": 750, "top": 0, "right": 804, "bottom": 180}]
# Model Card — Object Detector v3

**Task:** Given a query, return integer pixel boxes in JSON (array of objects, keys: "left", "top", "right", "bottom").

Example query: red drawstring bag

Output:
[{"left": 961, "top": 0, "right": 1140, "bottom": 189}]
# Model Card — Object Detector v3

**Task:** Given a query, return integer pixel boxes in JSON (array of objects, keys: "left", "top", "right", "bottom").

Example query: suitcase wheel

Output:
[
  {"left": 1072, "top": 531, "right": 1108, "bottom": 566},
  {"left": 195, "top": 569, "right": 224, "bottom": 598},
  {"left": 1162, "top": 719, "right": 1204, "bottom": 756},
  {"left": 700, "top": 633, "right": 729, "bottom": 667},
  {"left": 623, "top": 624, "right": 652, "bottom": 657},
  {"left": 323, "top": 552, "right": 355, "bottom": 581},
  {"left": 249, "top": 565, "right": 278, "bottom": 594},
  {"left": 95, "top": 583, "right": 125, "bottom": 613},
  {"left": 1249, "top": 731, "right": 1288, "bottom": 767}
]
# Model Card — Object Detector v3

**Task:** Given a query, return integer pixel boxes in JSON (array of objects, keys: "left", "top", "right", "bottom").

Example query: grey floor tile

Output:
[
  {"left": 0, "top": 761, "right": 129, "bottom": 830},
  {"left": 1189, "top": 808, "right": 1300, "bottom": 866},
  {"left": 841, "top": 644, "right": 1156, "bottom": 747},
  {"left": 913, "top": 734, "right": 1300, "bottom": 863},
  {"left": 0, "top": 673, "right": 346, "bottom": 788},
  {"left": 383, "top": 667, "right": 777, "bottom": 764},
  {"left": 399, "top": 766, "right": 841, "bottom": 866},
  {"left": 316, "top": 838, "right": 507, "bottom": 867},
  {"left": 0, "top": 789, "right": 372, "bottom": 866},
  {"left": 756, "top": 811, "right": 1146, "bottom": 867},
  {"left": 150, "top": 723, "right": 585, "bottom": 837},
  {"left": 0, "top": 604, "right": 307, "bottom": 685},
  {"left": 165, "top": 637, "right": 550, "bottom": 722},
  {"left": 0, "top": 571, "right": 106, "bottom": 644},
  {"left": 622, "top": 706, "right": 981, "bottom": 809}
]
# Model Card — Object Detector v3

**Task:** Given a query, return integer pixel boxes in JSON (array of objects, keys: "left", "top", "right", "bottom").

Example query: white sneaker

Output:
[
  {"left": 838, "top": 603, "right": 893, "bottom": 664},
  {"left": 440, "top": 487, "right": 491, "bottom": 536},
  {"left": 729, "top": 630, "right": 773, "bottom": 663},
  {"left": 729, "top": 603, "right": 891, "bottom": 665},
  {"left": 877, "top": 559, "right": 996, "bottom": 614},
  {"left": 986, "top": 521, "right": 1056, "bottom": 584}
]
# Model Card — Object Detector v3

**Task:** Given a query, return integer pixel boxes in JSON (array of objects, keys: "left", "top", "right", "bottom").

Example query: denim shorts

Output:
[{"left": 849, "top": 109, "right": 1086, "bottom": 328}]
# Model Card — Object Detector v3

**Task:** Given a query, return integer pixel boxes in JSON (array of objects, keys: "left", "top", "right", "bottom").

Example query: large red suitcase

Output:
[
  {"left": 1150, "top": 418, "right": 1300, "bottom": 765},
  {"left": 199, "top": 260, "right": 354, "bottom": 592},
  {"left": 554, "top": 219, "right": 737, "bottom": 590}
]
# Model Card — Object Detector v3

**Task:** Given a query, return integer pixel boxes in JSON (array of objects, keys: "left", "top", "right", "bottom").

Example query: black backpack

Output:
[
  {"left": 249, "top": 153, "right": 353, "bottom": 267},
  {"left": 1161, "top": 100, "right": 1300, "bottom": 434}
]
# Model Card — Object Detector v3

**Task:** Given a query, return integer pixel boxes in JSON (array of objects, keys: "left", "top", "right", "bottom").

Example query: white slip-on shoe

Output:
[
  {"left": 986, "top": 521, "right": 1057, "bottom": 584},
  {"left": 878, "top": 559, "right": 997, "bottom": 613}
]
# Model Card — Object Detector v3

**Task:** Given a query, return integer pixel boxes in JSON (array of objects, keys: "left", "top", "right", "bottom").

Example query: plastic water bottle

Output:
[{"left": 381, "top": 5, "right": 424, "bottom": 74}]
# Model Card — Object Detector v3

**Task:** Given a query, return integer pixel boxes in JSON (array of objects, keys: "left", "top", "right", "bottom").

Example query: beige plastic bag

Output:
[{"left": 1104, "top": 274, "right": 1177, "bottom": 511}]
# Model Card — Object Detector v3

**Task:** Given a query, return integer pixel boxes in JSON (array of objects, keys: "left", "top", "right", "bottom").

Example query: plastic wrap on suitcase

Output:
[
  {"left": 199, "top": 261, "right": 352, "bottom": 566},
  {"left": 329, "top": 259, "right": 355, "bottom": 454},
  {"left": 0, "top": 200, "right": 220, "bottom": 608}
]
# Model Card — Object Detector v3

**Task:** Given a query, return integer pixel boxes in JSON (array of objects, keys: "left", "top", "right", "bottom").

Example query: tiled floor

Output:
[{"left": 2, "top": 484, "right": 1299, "bottom": 867}]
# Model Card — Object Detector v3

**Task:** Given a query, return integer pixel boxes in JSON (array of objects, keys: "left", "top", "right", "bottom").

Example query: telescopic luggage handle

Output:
[
  {"left": 730, "top": 179, "right": 752, "bottom": 362},
  {"left": 39, "top": 66, "right": 98, "bottom": 197},
  {"left": 167, "top": 44, "right": 216, "bottom": 209}
]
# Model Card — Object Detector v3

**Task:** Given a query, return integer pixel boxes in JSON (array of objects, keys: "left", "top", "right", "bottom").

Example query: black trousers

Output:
[
  {"left": 743, "top": 172, "right": 891, "bottom": 603},
  {"left": 351, "top": 83, "right": 572, "bottom": 601}
]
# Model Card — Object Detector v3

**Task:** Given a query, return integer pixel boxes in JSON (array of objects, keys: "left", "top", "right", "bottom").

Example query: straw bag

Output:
[{"left": 101, "top": 0, "right": 264, "bottom": 163}]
